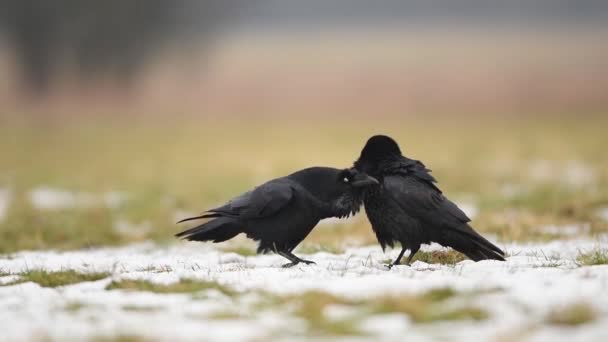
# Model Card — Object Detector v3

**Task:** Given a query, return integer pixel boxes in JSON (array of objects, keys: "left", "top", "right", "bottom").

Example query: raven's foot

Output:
[
  {"left": 282, "top": 261, "right": 299, "bottom": 268},
  {"left": 384, "top": 263, "right": 394, "bottom": 270},
  {"left": 298, "top": 259, "right": 316, "bottom": 265}
]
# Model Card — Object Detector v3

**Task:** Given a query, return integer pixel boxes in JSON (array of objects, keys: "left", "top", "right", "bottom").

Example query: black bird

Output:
[
  {"left": 354, "top": 135, "right": 505, "bottom": 268},
  {"left": 176, "top": 167, "right": 378, "bottom": 267}
]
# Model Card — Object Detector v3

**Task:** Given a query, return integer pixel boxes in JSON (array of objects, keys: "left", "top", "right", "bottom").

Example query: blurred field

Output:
[{"left": 1, "top": 115, "right": 607, "bottom": 253}]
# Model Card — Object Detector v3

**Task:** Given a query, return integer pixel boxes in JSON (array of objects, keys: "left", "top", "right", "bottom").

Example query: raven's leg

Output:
[
  {"left": 404, "top": 245, "right": 420, "bottom": 266},
  {"left": 278, "top": 251, "right": 316, "bottom": 267},
  {"left": 386, "top": 247, "right": 407, "bottom": 269},
  {"left": 295, "top": 255, "right": 316, "bottom": 265},
  {"left": 278, "top": 251, "right": 300, "bottom": 268}
]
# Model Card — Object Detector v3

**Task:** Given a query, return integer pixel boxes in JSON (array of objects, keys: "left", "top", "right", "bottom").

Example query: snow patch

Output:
[
  {"left": 29, "top": 187, "right": 128, "bottom": 210},
  {"left": 1, "top": 238, "right": 608, "bottom": 341},
  {"left": 0, "top": 275, "right": 20, "bottom": 285},
  {"left": 528, "top": 160, "right": 596, "bottom": 187},
  {"left": 537, "top": 223, "right": 591, "bottom": 237},
  {"left": 360, "top": 314, "right": 410, "bottom": 337}
]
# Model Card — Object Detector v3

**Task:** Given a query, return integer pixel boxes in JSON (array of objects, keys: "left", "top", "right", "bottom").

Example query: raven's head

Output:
[
  {"left": 329, "top": 168, "right": 378, "bottom": 218},
  {"left": 290, "top": 166, "right": 378, "bottom": 218},
  {"left": 354, "top": 135, "right": 401, "bottom": 176}
]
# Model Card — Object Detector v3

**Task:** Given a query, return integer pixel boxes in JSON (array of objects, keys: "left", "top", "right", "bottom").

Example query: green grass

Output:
[
  {"left": 106, "top": 279, "right": 235, "bottom": 296},
  {"left": 2, "top": 270, "right": 110, "bottom": 287},
  {"left": 1, "top": 117, "right": 607, "bottom": 253},
  {"left": 121, "top": 305, "right": 162, "bottom": 312},
  {"left": 546, "top": 303, "right": 597, "bottom": 326},
  {"left": 260, "top": 287, "right": 490, "bottom": 336},
  {"left": 370, "top": 288, "right": 488, "bottom": 323},
  {"left": 64, "top": 301, "right": 89, "bottom": 312},
  {"left": 279, "top": 291, "right": 362, "bottom": 336},
  {"left": 576, "top": 249, "right": 608, "bottom": 265}
]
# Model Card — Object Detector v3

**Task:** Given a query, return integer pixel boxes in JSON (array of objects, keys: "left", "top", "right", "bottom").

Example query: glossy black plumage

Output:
[
  {"left": 176, "top": 167, "right": 377, "bottom": 267},
  {"left": 355, "top": 135, "right": 505, "bottom": 267}
]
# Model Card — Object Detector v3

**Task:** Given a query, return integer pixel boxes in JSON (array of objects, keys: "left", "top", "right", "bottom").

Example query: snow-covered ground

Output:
[{"left": 1, "top": 239, "right": 608, "bottom": 342}]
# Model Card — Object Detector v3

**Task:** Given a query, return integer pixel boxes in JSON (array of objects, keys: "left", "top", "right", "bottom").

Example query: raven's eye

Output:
[{"left": 343, "top": 177, "right": 350, "bottom": 183}]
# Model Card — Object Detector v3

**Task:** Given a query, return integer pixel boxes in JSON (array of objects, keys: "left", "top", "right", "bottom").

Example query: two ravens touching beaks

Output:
[{"left": 176, "top": 135, "right": 505, "bottom": 268}]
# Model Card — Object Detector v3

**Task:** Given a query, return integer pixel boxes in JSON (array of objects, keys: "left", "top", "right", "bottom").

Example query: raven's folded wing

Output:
[
  {"left": 383, "top": 174, "right": 471, "bottom": 229},
  {"left": 178, "top": 180, "right": 295, "bottom": 223}
]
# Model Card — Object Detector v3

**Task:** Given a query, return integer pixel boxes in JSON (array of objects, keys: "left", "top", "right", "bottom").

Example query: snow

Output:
[
  {"left": 1, "top": 238, "right": 608, "bottom": 341},
  {"left": 528, "top": 160, "right": 596, "bottom": 188},
  {"left": 537, "top": 223, "right": 591, "bottom": 237},
  {"left": 29, "top": 187, "right": 128, "bottom": 210}
]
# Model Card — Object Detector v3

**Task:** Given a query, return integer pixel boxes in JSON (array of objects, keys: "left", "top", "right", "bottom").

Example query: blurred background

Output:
[{"left": 0, "top": 0, "right": 607, "bottom": 253}]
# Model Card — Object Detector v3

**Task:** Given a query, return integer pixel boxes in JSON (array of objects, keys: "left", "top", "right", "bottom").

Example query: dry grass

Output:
[
  {"left": 106, "top": 279, "right": 235, "bottom": 296},
  {"left": 265, "top": 287, "right": 490, "bottom": 336},
  {"left": 2, "top": 270, "right": 109, "bottom": 287},
  {"left": 410, "top": 250, "right": 468, "bottom": 265},
  {"left": 546, "top": 303, "right": 597, "bottom": 326},
  {"left": 576, "top": 249, "right": 608, "bottom": 265},
  {"left": 1, "top": 116, "right": 607, "bottom": 253}
]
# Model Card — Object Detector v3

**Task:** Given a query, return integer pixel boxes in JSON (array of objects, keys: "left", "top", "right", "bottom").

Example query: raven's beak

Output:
[{"left": 351, "top": 173, "right": 379, "bottom": 187}]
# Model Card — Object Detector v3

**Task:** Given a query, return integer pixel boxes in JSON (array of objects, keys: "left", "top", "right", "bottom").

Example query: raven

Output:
[
  {"left": 176, "top": 167, "right": 378, "bottom": 267},
  {"left": 354, "top": 135, "right": 505, "bottom": 268}
]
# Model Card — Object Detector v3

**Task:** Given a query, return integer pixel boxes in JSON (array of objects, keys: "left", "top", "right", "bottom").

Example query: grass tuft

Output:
[
  {"left": 64, "top": 301, "right": 89, "bottom": 312},
  {"left": 546, "top": 303, "right": 597, "bottom": 326},
  {"left": 2, "top": 270, "right": 109, "bottom": 287},
  {"left": 122, "top": 305, "right": 162, "bottom": 312},
  {"left": 371, "top": 287, "right": 488, "bottom": 323},
  {"left": 411, "top": 250, "right": 467, "bottom": 265},
  {"left": 106, "top": 279, "right": 235, "bottom": 296},
  {"left": 263, "top": 287, "right": 489, "bottom": 336},
  {"left": 576, "top": 249, "right": 608, "bottom": 265},
  {"left": 283, "top": 291, "right": 362, "bottom": 336}
]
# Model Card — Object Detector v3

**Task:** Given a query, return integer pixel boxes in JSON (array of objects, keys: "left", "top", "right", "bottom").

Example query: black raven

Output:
[
  {"left": 354, "top": 135, "right": 505, "bottom": 268},
  {"left": 176, "top": 167, "right": 378, "bottom": 267}
]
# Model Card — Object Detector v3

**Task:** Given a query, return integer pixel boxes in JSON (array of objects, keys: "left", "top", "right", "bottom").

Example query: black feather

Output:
[
  {"left": 355, "top": 135, "right": 505, "bottom": 266},
  {"left": 175, "top": 166, "right": 376, "bottom": 266}
]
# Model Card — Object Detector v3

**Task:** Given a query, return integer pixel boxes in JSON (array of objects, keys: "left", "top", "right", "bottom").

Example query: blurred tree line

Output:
[{"left": 0, "top": 0, "right": 239, "bottom": 95}]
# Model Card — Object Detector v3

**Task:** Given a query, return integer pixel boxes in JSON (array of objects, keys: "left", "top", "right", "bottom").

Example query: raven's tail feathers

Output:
[
  {"left": 440, "top": 225, "right": 505, "bottom": 262},
  {"left": 176, "top": 212, "right": 219, "bottom": 224},
  {"left": 175, "top": 217, "right": 242, "bottom": 243}
]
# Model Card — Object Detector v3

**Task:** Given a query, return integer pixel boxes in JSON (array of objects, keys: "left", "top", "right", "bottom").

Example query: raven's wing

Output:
[
  {"left": 178, "top": 180, "right": 294, "bottom": 223},
  {"left": 383, "top": 174, "right": 472, "bottom": 231},
  {"left": 383, "top": 158, "right": 440, "bottom": 192},
  {"left": 383, "top": 174, "right": 504, "bottom": 260}
]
